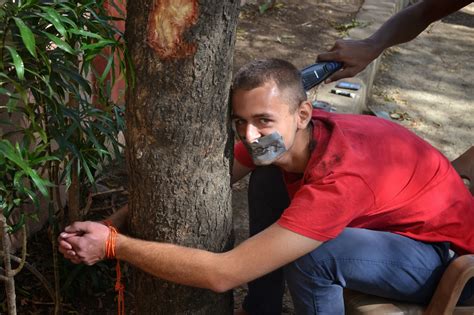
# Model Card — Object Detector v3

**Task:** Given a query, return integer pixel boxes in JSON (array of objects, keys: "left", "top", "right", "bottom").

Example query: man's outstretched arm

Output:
[
  {"left": 59, "top": 222, "right": 321, "bottom": 292},
  {"left": 317, "top": 0, "right": 473, "bottom": 82}
]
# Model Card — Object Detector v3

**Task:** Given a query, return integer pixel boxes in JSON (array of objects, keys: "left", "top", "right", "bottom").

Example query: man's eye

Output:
[
  {"left": 234, "top": 119, "right": 244, "bottom": 126},
  {"left": 259, "top": 118, "right": 271, "bottom": 124}
]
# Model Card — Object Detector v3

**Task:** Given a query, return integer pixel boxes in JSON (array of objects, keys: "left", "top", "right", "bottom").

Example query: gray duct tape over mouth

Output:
[{"left": 244, "top": 132, "right": 287, "bottom": 166}]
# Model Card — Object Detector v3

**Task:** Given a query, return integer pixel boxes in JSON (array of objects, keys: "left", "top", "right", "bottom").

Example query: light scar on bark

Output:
[{"left": 147, "top": 0, "right": 199, "bottom": 59}]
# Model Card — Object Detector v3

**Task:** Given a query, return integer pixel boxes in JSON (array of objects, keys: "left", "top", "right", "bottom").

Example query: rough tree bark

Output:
[{"left": 125, "top": 0, "right": 240, "bottom": 314}]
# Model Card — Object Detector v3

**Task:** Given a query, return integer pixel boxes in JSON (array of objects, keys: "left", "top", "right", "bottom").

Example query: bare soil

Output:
[
  {"left": 234, "top": 0, "right": 363, "bottom": 71},
  {"left": 368, "top": 4, "right": 474, "bottom": 160}
]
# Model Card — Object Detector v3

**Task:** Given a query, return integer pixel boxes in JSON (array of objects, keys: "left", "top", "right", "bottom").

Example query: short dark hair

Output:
[{"left": 232, "top": 58, "right": 307, "bottom": 112}]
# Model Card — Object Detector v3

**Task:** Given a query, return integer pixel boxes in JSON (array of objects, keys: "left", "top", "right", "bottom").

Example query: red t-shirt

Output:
[{"left": 234, "top": 110, "right": 474, "bottom": 254}]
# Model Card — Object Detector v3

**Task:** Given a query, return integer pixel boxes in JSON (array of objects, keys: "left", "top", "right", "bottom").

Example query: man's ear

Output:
[{"left": 297, "top": 101, "right": 313, "bottom": 129}]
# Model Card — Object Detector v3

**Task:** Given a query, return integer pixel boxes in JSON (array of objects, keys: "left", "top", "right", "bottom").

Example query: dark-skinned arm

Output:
[{"left": 317, "top": 0, "right": 473, "bottom": 82}]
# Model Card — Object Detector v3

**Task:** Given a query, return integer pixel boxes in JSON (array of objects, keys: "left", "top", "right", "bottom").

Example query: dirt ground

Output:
[
  {"left": 233, "top": 0, "right": 363, "bottom": 71},
  {"left": 368, "top": 4, "right": 474, "bottom": 160},
  {"left": 231, "top": 0, "right": 364, "bottom": 313}
]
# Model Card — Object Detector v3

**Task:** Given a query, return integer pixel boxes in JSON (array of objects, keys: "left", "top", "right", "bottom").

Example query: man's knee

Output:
[
  {"left": 285, "top": 245, "right": 339, "bottom": 285},
  {"left": 284, "top": 228, "right": 378, "bottom": 285}
]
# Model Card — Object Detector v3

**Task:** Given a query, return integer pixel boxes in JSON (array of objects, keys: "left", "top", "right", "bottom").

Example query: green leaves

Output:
[
  {"left": 13, "top": 17, "right": 37, "bottom": 58},
  {"left": 0, "top": 140, "right": 53, "bottom": 196},
  {"left": 5, "top": 46, "right": 25, "bottom": 79},
  {"left": 0, "top": 0, "right": 129, "bottom": 232},
  {"left": 40, "top": 7, "right": 67, "bottom": 38},
  {"left": 43, "top": 32, "right": 76, "bottom": 54},
  {"left": 0, "top": 139, "right": 54, "bottom": 221},
  {"left": 68, "top": 29, "right": 103, "bottom": 40}
]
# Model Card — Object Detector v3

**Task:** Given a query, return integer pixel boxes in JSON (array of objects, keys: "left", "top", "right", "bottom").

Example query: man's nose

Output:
[{"left": 245, "top": 124, "right": 261, "bottom": 143}]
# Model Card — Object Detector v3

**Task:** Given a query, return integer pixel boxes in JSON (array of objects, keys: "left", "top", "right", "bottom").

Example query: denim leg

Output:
[
  {"left": 285, "top": 228, "right": 454, "bottom": 315},
  {"left": 242, "top": 166, "right": 290, "bottom": 315}
]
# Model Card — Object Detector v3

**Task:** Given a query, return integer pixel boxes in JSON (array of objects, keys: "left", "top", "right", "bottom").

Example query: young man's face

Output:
[{"left": 231, "top": 81, "right": 302, "bottom": 165}]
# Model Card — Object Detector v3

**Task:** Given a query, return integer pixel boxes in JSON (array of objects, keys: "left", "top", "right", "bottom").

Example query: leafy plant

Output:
[
  {"left": 0, "top": 138, "right": 53, "bottom": 314},
  {"left": 0, "top": 139, "right": 54, "bottom": 230},
  {"left": 0, "top": 0, "right": 129, "bottom": 313}
]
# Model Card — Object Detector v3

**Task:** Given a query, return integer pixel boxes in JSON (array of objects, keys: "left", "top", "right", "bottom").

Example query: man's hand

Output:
[
  {"left": 317, "top": 38, "right": 383, "bottom": 83},
  {"left": 317, "top": 0, "right": 473, "bottom": 83},
  {"left": 58, "top": 221, "right": 110, "bottom": 265}
]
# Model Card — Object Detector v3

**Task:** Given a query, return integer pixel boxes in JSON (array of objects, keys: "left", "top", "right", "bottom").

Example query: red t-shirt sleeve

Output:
[
  {"left": 277, "top": 172, "right": 375, "bottom": 241},
  {"left": 234, "top": 141, "right": 255, "bottom": 169}
]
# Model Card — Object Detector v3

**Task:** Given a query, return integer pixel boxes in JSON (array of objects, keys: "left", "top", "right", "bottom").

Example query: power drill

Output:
[{"left": 300, "top": 61, "right": 342, "bottom": 91}]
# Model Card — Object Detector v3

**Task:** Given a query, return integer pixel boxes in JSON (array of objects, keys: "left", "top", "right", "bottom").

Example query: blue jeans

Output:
[{"left": 242, "top": 166, "right": 474, "bottom": 315}]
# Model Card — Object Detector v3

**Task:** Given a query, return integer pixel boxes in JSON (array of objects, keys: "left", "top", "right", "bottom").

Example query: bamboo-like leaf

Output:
[
  {"left": 26, "top": 170, "right": 50, "bottom": 197},
  {"left": 62, "top": 159, "right": 73, "bottom": 188},
  {"left": 36, "top": 127, "right": 48, "bottom": 144},
  {"left": 13, "top": 17, "right": 37, "bottom": 58},
  {"left": 68, "top": 29, "right": 103, "bottom": 40},
  {"left": 54, "top": 63, "right": 92, "bottom": 95},
  {"left": 80, "top": 156, "right": 95, "bottom": 184},
  {"left": 0, "top": 140, "right": 49, "bottom": 197},
  {"left": 36, "top": 49, "right": 52, "bottom": 72},
  {"left": 0, "top": 72, "right": 12, "bottom": 82},
  {"left": 109, "top": 0, "right": 126, "bottom": 17},
  {"left": 3, "top": 203, "right": 16, "bottom": 220},
  {"left": 84, "top": 125, "right": 105, "bottom": 151},
  {"left": 0, "top": 88, "right": 9, "bottom": 95},
  {"left": 6, "top": 97, "right": 19, "bottom": 112},
  {"left": 0, "top": 75, "right": 29, "bottom": 104},
  {"left": 58, "top": 15, "right": 78, "bottom": 29},
  {"left": 13, "top": 169, "right": 27, "bottom": 191},
  {"left": 40, "top": 7, "right": 67, "bottom": 38},
  {"left": 81, "top": 39, "right": 116, "bottom": 51},
  {"left": 57, "top": 2, "right": 78, "bottom": 19},
  {"left": 25, "top": 67, "right": 48, "bottom": 82},
  {"left": 31, "top": 143, "right": 50, "bottom": 157},
  {"left": 5, "top": 46, "right": 25, "bottom": 80},
  {"left": 30, "top": 155, "right": 60, "bottom": 166},
  {"left": 26, "top": 69, "right": 55, "bottom": 97},
  {"left": 43, "top": 32, "right": 76, "bottom": 54},
  {"left": 98, "top": 54, "right": 114, "bottom": 84},
  {"left": 10, "top": 213, "right": 26, "bottom": 233},
  {"left": 64, "top": 123, "right": 79, "bottom": 141},
  {"left": 22, "top": 186, "right": 41, "bottom": 209}
]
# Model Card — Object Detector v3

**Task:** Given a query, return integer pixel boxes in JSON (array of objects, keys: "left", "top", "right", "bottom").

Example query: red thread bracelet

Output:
[{"left": 103, "top": 221, "right": 125, "bottom": 315}]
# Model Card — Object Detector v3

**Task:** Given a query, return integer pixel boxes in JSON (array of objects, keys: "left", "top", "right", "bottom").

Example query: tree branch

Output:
[
  {"left": 0, "top": 251, "right": 55, "bottom": 302},
  {"left": 11, "top": 224, "right": 27, "bottom": 277}
]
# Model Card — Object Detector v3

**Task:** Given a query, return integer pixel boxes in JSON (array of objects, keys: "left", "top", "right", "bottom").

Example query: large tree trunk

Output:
[{"left": 125, "top": 1, "right": 239, "bottom": 314}]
